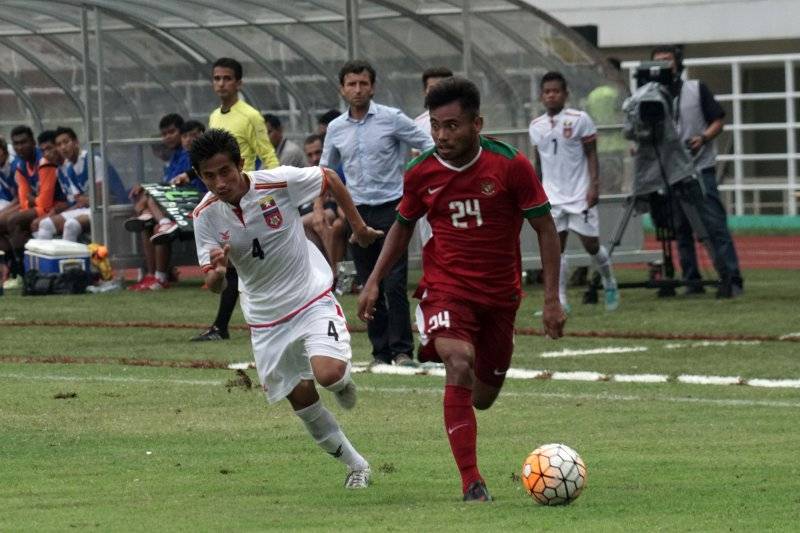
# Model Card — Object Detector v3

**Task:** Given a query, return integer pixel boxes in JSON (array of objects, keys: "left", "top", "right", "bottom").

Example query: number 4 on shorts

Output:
[{"left": 327, "top": 320, "right": 339, "bottom": 341}]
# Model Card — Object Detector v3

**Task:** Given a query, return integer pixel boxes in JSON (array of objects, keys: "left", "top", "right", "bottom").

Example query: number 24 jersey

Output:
[{"left": 397, "top": 137, "right": 550, "bottom": 309}]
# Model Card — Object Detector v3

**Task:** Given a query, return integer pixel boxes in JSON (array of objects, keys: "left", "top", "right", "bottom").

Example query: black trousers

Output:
[{"left": 351, "top": 199, "right": 413, "bottom": 362}]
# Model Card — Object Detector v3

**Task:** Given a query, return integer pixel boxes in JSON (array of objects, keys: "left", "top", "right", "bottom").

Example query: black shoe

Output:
[
  {"left": 684, "top": 284, "right": 706, "bottom": 296},
  {"left": 124, "top": 213, "right": 155, "bottom": 233},
  {"left": 716, "top": 280, "right": 733, "bottom": 299},
  {"left": 463, "top": 480, "right": 492, "bottom": 502},
  {"left": 191, "top": 325, "right": 229, "bottom": 341}
]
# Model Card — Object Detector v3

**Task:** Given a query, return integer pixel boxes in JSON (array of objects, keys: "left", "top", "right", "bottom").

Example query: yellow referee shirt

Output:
[{"left": 209, "top": 99, "right": 279, "bottom": 171}]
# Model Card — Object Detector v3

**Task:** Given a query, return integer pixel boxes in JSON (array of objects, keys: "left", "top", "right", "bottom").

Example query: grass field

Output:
[{"left": 2, "top": 269, "right": 799, "bottom": 531}]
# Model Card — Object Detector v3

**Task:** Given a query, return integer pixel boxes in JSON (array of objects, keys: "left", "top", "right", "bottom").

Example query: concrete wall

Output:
[{"left": 527, "top": 0, "right": 800, "bottom": 48}]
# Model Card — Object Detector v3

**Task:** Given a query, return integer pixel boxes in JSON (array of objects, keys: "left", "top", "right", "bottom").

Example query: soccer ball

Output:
[{"left": 521, "top": 443, "right": 586, "bottom": 505}]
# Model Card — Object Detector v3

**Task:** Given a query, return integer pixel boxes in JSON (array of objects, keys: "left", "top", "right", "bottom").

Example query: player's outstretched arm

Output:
[
  {"left": 321, "top": 167, "right": 383, "bottom": 247},
  {"left": 528, "top": 214, "right": 566, "bottom": 339},
  {"left": 357, "top": 220, "right": 415, "bottom": 322},
  {"left": 204, "top": 244, "right": 230, "bottom": 294}
]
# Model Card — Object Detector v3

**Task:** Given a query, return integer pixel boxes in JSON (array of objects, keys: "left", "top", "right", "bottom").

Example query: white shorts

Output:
[
  {"left": 551, "top": 204, "right": 600, "bottom": 237},
  {"left": 61, "top": 207, "right": 90, "bottom": 220},
  {"left": 414, "top": 303, "right": 429, "bottom": 346},
  {"left": 249, "top": 293, "right": 352, "bottom": 404}
]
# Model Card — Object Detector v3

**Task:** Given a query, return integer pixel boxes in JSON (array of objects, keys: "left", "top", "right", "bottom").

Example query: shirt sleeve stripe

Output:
[
  {"left": 201, "top": 264, "right": 214, "bottom": 273},
  {"left": 396, "top": 212, "right": 417, "bottom": 226},
  {"left": 581, "top": 134, "right": 597, "bottom": 143},
  {"left": 522, "top": 201, "right": 551, "bottom": 219}
]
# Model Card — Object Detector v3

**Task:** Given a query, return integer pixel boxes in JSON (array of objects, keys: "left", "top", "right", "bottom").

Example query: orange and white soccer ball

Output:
[{"left": 521, "top": 443, "right": 586, "bottom": 505}]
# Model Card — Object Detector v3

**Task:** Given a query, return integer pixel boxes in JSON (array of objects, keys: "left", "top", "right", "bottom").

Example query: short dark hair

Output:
[
  {"left": 180, "top": 120, "right": 205, "bottom": 135},
  {"left": 37, "top": 130, "right": 57, "bottom": 145},
  {"left": 0, "top": 137, "right": 7, "bottom": 154},
  {"left": 159, "top": 113, "right": 184, "bottom": 131},
  {"left": 317, "top": 109, "right": 341, "bottom": 126},
  {"left": 304, "top": 133, "right": 323, "bottom": 146},
  {"left": 422, "top": 66, "right": 454, "bottom": 88},
  {"left": 540, "top": 71, "right": 568, "bottom": 91},
  {"left": 651, "top": 44, "right": 684, "bottom": 72},
  {"left": 424, "top": 76, "right": 480, "bottom": 117},
  {"left": 189, "top": 128, "right": 241, "bottom": 171},
  {"left": 54, "top": 126, "right": 78, "bottom": 141},
  {"left": 213, "top": 57, "right": 243, "bottom": 81},
  {"left": 338, "top": 59, "right": 376, "bottom": 85},
  {"left": 10, "top": 125, "right": 34, "bottom": 140},
  {"left": 263, "top": 113, "right": 281, "bottom": 130}
]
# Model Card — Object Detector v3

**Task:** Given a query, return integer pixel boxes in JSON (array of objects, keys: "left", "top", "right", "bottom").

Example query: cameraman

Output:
[{"left": 651, "top": 45, "right": 743, "bottom": 298}]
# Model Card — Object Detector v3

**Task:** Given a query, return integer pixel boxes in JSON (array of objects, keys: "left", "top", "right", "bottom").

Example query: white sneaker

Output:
[
  {"left": 334, "top": 381, "right": 357, "bottom": 410},
  {"left": 3, "top": 276, "right": 22, "bottom": 290},
  {"left": 344, "top": 466, "right": 371, "bottom": 489}
]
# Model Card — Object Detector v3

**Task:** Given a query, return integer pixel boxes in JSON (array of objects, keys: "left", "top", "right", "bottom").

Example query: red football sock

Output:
[{"left": 443, "top": 384, "right": 481, "bottom": 493}]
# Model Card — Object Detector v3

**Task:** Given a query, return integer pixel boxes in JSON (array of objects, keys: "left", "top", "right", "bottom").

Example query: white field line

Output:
[
  {"left": 665, "top": 340, "right": 761, "bottom": 349},
  {"left": 1, "top": 372, "right": 798, "bottom": 409},
  {"left": 779, "top": 332, "right": 800, "bottom": 340},
  {"left": 540, "top": 346, "right": 648, "bottom": 358}
]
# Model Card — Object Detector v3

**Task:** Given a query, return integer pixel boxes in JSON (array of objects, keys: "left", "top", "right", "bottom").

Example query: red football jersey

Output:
[{"left": 398, "top": 136, "right": 551, "bottom": 309}]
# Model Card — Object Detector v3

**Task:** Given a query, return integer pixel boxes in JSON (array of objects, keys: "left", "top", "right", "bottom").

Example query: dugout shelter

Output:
[{"left": 0, "top": 0, "right": 656, "bottom": 269}]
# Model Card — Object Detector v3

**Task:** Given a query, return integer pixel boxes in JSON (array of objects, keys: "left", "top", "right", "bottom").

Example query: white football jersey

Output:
[
  {"left": 414, "top": 110, "right": 431, "bottom": 137},
  {"left": 193, "top": 166, "right": 332, "bottom": 326},
  {"left": 529, "top": 108, "right": 597, "bottom": 211}
]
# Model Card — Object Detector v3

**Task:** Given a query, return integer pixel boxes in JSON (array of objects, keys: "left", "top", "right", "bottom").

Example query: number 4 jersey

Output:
[
  {"left": 398, "top": 136, "right": 550, "bottom": 309},
  {"left": 193, "top": 166, "right": 333, "bottom": 326}
]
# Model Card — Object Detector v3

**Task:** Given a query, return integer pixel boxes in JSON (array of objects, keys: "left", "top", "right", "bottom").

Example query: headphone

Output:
[{"left": 651, "top": 44, "right": 684, "bottom": 77}]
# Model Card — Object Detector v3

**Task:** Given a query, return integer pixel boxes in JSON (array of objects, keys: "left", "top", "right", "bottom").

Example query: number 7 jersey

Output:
[{"left": 397, "top": 136, "right": 550, "bottom": 309}]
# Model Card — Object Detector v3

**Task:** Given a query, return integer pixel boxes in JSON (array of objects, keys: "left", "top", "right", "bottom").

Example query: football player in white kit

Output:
[
  {"left": 190, "top": 129, "right": 383, "bottom": 489},
  {"left": 529, "top": 71, "right": 619, "bottom": 312}
]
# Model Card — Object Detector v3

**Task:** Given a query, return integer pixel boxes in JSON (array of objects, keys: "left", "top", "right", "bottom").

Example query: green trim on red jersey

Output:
[
  {"left": 405, "top": 146, "right": 437, "bottom": 171},
  {"left": 396, "top": 212, "right": 416, "bottom": 226},
  {"left": 480, "top": 136, "right": 518, "bottom": 160},
  {"left": 523, "top": 202, "right": 551, "bottom": 219}
]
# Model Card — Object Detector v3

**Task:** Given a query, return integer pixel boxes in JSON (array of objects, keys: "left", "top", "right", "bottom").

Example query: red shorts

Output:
[{"left": 419, "top": 289, "right": 517, "bottom": 388}]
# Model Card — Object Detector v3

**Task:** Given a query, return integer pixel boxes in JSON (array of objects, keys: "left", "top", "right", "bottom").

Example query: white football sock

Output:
[
  {"left": 591, "top": 245, "right": 617, "bottom": 289},
  {"left": 35, "top": 217, "right": 56, "bottom": 240},
  {"left": 62, "top": 218, "right": 83, "bottom": 242},
  {"left": 295, "top": 399, "right": 368, "bottom": 471},
  {"left": 154, "top": 271, "right": 168, "bottom": 283},
  {"left": 559, "top": 253, "right": 568, "bottom": 306}
]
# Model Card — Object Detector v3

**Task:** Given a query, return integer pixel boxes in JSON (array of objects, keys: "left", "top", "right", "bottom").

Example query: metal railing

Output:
[{"left": 624, "top": 53, "right": 800, "bottom": 216}]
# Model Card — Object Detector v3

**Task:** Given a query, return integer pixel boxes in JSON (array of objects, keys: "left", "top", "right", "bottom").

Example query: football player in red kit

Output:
[{"left": 357, "top": 77, "right": 565, "bottom": 502}]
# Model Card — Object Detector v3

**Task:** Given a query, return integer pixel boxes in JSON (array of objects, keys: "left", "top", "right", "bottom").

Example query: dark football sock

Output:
[{"left": 444, "top": 384, "right": 481, "bottom": 493}]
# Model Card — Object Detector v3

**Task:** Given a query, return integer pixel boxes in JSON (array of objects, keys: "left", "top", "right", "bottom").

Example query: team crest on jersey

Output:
[
  {"left": 563, "top": 120, "right": 574, "bottom": 139},
  {"left": 219, "top": 230, "right": 230, "bottom": 241},
  {"left": 480, "top": 179, "right": 497, "bottom": 196},
  {"left": 258, "top": 195, "right": 283, "bottom": 229}
]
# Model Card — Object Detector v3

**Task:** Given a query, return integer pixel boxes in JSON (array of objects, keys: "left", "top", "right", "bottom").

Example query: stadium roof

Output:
[{"left": 0, "top": 0, "right": 624, "bottom": 140}]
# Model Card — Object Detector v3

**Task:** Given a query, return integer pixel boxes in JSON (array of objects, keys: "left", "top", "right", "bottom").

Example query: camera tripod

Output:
[{"left": 583, "top": 179, "right": 724, "bottom": 302}]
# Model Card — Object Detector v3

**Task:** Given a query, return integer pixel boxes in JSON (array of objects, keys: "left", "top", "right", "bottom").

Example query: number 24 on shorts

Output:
[{"left": 428, "top": 310, "right": 451, "bottom": 332}]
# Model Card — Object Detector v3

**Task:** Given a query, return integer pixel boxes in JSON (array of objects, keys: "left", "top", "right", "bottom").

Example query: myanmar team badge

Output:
[
  {"left": 562, "top": 120, "right": 574, "bottom": 139},
  {"left": 258, "top": 195, "right": 283, "bottom": 229}
]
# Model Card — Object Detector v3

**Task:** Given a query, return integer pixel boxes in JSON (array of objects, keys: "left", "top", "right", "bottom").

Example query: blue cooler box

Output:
[{"left": 23, "top": 239, "right": 91, "bottom": 274}]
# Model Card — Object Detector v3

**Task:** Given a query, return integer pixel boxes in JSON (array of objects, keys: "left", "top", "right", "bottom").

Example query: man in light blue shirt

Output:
[{"left": 321, "top": 59, "right": 434, "bottom": 367}]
